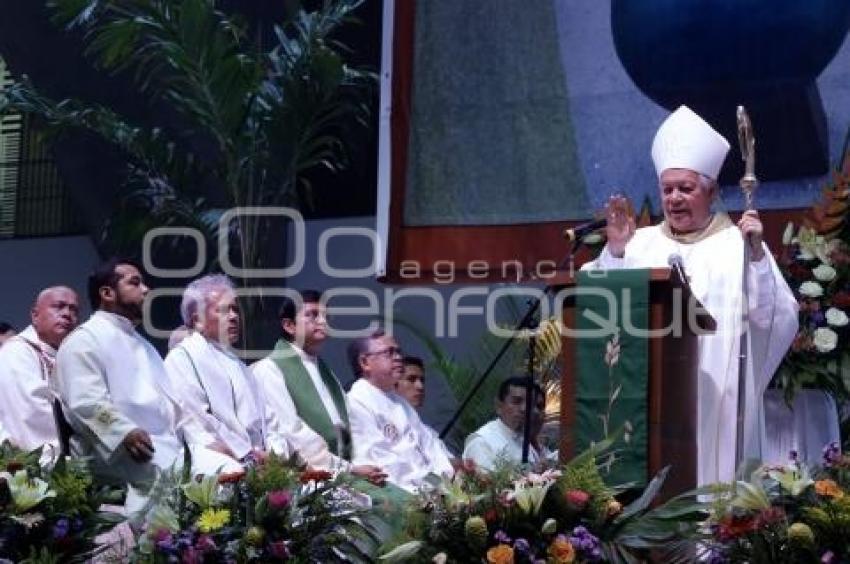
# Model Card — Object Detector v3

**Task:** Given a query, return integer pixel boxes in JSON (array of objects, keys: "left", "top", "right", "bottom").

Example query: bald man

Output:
[{"left": 0, "top": 286, "right": 80, "bottom": 454}]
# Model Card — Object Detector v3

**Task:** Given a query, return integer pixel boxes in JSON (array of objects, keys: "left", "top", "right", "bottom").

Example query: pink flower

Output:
[
  {"left": 268, "top": 490, "right": 292, "bottom": 510},
  {"left": 269, "top": 540, "right": 290, "bottom": 559},
  {"left": 565, "top": 489, "right": 590, "bottom": 510}
]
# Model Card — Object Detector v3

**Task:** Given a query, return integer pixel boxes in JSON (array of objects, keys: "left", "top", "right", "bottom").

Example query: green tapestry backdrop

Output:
[{"left": 404, "top": 0, "right": 589, "bottom": 226}]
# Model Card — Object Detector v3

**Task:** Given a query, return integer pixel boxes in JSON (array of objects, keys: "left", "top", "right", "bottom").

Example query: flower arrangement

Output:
[
  {"left": 0, "top": 441, "right": 124, "bottom": 563},
  {"left": 135, "top": 454, "right": 376, "bottom": 563},
  {"left": 702, "top": 445, "right": 850, "bottom": 563},
  {"left": 775, "top": 169, "right": 850, "bottom": 406},
  {"left": 378, "top": 442, "right": 704, "bottom": 563}
]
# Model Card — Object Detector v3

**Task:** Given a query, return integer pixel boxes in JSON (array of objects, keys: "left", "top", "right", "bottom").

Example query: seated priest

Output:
[
  {"left": 0, "top": 286, "right": 79, "bottom": 459},
  {"left": 164, "top": 274, "right": 289, "bottom": 461},
  {"left": 463, "top": 376, "right": 555, "bottom": 471},
  {"left": 55, "top": 259, "right": 241, "bottom": 514},
  {"left": 346, "top": 329, "right": 454, "bottom": 491},
  {"left": 252, "top": 289, "right": 386, "bottom": 484},
  {"left": 581, "top": 105, "right": 801, "bottom": 485}
]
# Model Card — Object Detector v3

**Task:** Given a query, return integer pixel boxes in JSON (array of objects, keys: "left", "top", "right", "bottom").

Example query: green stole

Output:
[{"left": 269, "top": 339, "right": 351, "bottom": 460}]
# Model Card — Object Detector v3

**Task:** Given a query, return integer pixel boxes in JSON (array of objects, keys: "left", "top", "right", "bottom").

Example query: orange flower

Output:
[
  {"left": 548, "top": 537, "right": 575, "bottom": 563},
  {"left": 815, "top": 479, "right": 844, "bottom": 499},
  {"left": 486, "top": 544, "right": 515, "bottom": 564}
]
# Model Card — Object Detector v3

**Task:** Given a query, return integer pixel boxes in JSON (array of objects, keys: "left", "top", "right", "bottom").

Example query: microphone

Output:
[
  {"left": 667, "top": 253, "right": 689, "bottom": 285},
  {"left": 562, "top": 218, "right": 607, "bottom": 242}
]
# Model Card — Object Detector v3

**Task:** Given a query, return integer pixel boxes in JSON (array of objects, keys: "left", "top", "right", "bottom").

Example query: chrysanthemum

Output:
[{"left": 196, "top": 508, "right": 230, "bottom": 533}]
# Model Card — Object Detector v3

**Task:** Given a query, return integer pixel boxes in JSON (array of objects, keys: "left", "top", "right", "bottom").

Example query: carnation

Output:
[
  {"left": 825, "top": 307, "right": 849, "bottom": 327},
  {"left": 813, "top": 264, "right": 837, "bottom": 282},
  {"left": 813, "top": 327, "right": 838, "bottom": 353},
  {"left": 799, "top": 281, "right": 824, "bottom": 298}
]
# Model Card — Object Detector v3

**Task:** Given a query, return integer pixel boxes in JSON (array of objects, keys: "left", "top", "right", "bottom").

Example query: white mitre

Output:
[{"left": 651, "top": 105, "right": 730, "bottom": 181}]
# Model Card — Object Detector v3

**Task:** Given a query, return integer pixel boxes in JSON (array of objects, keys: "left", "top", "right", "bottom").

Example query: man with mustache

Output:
[
  {"left": 583, "top": 105, "right": 799, "bottom": 485},
  {"left": 55, "top": 259, "right": 240, "bottom": 513},
  {"left": 165, "top": 274, "right": 289, "bottom": 461},
  {"left": 0, "top": 286, "right": 79, "bottom": 456}
]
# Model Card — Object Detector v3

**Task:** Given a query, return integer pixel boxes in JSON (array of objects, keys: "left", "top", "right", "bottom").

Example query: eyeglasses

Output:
[{"left": 365, "top": 347, "right": 403, "bottom": 359}]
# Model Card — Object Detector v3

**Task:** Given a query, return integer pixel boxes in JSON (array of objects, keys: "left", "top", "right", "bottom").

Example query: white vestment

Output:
[
  {"left": 347, "top": 379, "right": 453, "bottom": 491},
  {"left": 0, "top": 326, "right": 59, "bottom": 456},
  {"left": 164, "top": 332, "right": 289, "bottom": 459},
  {"left": 585, "top": 223, "right": 800, "bottom": 484},
  {"left": 252, "top": 350, "right": 351, "bottom": 471},
  {"left": 55, "top": 311, "right": 240, "bottom": 490},
  {"left": 463, "top": 419, "right": 555, "bottom": 472}
]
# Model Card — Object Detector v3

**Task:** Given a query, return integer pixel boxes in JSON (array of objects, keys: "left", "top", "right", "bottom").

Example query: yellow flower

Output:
[
  {"left": 815, "top": 479, "right": 844, "bottom": 499},
  {"left": 548, "top": 537, "right": 575, "bottom": 563},
  {"left": 196, "top": 508, "right": 230, "bottom": 533},
  {"left": 486, "top": 543, "right": 515, "bottom": 564}
]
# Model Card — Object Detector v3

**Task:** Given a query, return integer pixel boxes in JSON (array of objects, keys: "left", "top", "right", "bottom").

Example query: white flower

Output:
[
  {"left": 799, "top": 281, "right": 824, "bottom": 298},
  {"left": 813, "top": 264, "right": 837, "bottom": 282},
  {"left": 826, "top": 307, "right": 849, "bottom": 327},
  {"left": 0, "top": 470, "right": 55, "bottom": 513},
  {"left": 813, "top": 327, "right": 838, "bottom": 353},
  {"left": 782, "top": 222, "right": 795, "bottom": 246}
]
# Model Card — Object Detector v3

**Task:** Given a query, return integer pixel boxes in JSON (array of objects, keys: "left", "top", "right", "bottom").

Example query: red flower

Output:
[
  {"left": 217, "top": 470, "right": 245, "bottom": 484},
  {"left": 787, "top": 263, "right": 811, "bottom": 281},
  {"left": 300, "top": 469, "right": 333, "bottom": 483},
  {"left": 564, "top": 489, "right": 590, "bottom": 511},
  {"left": 484, "top": 507, "right": 500, "bottom": 524},
  {"left": 716, "top": 515, "right": 757, "bottom": 542},
  {"left": 754, "top": 506, "right": 786, "bottom": 528},
  {"left": 833, "top": 292, "right": 850, "bottom": 308},
  {"left": 5, "top": 461, "right": 23, "bottom": 473}
]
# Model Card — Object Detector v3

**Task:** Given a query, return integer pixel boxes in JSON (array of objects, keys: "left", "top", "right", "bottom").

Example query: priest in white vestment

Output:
[
  {"left": 0, "top": 286, "right": 79, "bottom": 458},
  {"left": 347, "top": 329, "right": 454, "bottom": 492},
  {"left": 582, "top": 105, "right": 803, "bottom": 485},
  {"left": 55, "top": 259, "right": 240, "bottom": 513},
  {"left": 165, "top": 275, "right": 289, "bottom": 460},
  {"left": 463, "top": 376, "right": 555, "bottom": 471},
  {"left": 252, "top": 290, "right": 386, "bottom": 484}
]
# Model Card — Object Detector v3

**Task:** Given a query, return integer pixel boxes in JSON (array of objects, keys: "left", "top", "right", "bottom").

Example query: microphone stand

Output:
[{"left": 440, "top": 238, "right": 583, "bottom": 465}]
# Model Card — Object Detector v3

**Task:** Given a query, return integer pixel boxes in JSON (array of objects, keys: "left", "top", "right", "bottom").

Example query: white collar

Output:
[{"left": 93, "top": 310, "right": 137, "bottom": 335}]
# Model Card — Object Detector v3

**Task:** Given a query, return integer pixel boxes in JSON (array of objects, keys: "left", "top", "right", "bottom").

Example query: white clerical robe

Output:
[
  {"left": 252, "top": 353, "right": 350, "bottom": 471},
  {"left": 0, "top": 326, "right": 59, "bottom": 456},
  {"left": 347, "top": 379, "right": 454, "bottom": 491},
  {"left": 55, "top": 311, "right": 240, "bottom": 490},
  {"left": 164, "top": 332, "right": 289, "bottom": 459},
  {"left": 463, "top": 419, "right": 555, "bottom": 472},
  {"left": 584, "top": 223, "right": 800, "bottom": 484}
]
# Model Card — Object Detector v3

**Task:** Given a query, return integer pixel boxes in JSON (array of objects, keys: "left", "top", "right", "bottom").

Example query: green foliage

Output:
[
  {"left": 244, "top": 453, "right": 300, "bottom": 498},
  {"left": 1, "top": 0, "right": 377, "bottom": 345}
]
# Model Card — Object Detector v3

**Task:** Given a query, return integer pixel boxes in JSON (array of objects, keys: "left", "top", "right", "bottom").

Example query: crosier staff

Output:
[{"left": 735, "top": 105, "right": 758, "bottom": 470}]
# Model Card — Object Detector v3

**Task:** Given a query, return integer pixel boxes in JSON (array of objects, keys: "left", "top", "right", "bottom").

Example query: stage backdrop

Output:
[{"left": 377, "top": 0, "right": 850, "bottom": 281}]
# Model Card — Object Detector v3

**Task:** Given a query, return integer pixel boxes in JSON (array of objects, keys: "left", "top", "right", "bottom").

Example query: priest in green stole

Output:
[{"left": 252, "top": 289, "right": 386, "bottom": 484}]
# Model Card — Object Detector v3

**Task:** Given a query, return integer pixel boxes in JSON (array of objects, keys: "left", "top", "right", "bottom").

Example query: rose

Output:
[
  {"left": 813, "top": 264, "right": 837, "bottom": 282},
  {"left": 486, "top": 544, "right": 515, "bottom": 564},
  {"left": 813, "top": 327, "right": 838, "bottom": 353},
  {"left": 825, "top": 307, "right": 849, "bottom": 327},
  {"left": 548, "top": 536, "right": 576, "bottom": 563},
  {"left": 799, "top": 281, "right": 824, "bottom": 298}
]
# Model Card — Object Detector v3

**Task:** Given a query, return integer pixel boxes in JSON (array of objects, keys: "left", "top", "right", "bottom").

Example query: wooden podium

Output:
[{"left": 551, "top": 267, "right": 715, "bottom": 499}]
